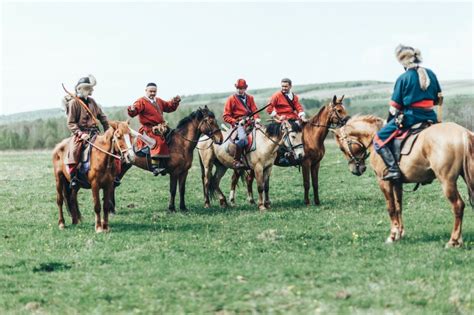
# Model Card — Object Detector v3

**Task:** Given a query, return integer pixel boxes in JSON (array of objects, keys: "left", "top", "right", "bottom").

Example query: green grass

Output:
[{"left": 1, "top": 143, "right": 473, "bottom": 314}]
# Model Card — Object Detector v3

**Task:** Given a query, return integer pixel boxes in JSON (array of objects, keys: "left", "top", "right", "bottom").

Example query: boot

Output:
[
  {"left": 68, "top": 164, "right": 80, "bottom": 190},
  {"left": 151, "top": 158, "right": 166, "bottom": 176},
  {"left": 113, "top": 176, "right": 121, "bottom": 187},
  {"left": 377, "top": 146, "right": 401, "bottom": 181},
  {"left": 233, "top": 146, "right": 246, "bottom": 169}
]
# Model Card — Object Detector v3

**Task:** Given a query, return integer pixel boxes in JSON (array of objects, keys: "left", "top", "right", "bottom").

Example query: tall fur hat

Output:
[
  {"left": 75, "top": 74, "right": 97, "bottom": 92},
  {"left": 395, "top": 44, "right": 423, "bottom": 69}
]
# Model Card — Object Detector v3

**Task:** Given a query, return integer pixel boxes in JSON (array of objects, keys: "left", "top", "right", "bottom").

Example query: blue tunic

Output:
[{"left": 375, "top": 68, "right": 441, "bottom": 148}]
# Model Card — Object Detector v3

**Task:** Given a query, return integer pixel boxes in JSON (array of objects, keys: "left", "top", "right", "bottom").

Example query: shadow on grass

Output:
[
  {"left": 111, "top": 221, "right": 216, "bottom": 233},
  {"left": 402, "top": 231, "right": 473, "bottom": 248}
]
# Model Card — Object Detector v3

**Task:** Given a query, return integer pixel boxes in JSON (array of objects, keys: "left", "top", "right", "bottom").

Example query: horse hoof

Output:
[
  {"left": 264, "top": 202, "right": 271, "bottom": 208},
  {"left": 259, "top": 205, "right": 267, "bottom": 212},
  {"left": 96, "top": 227, "right": 104, "bottom": 233},
  {"left": 58, "top": 223, "right": 65, "bottom": 230},
  {"left": 248, "top": 199, "right": 255, "bottom": 205},
  {"left": 385, "top": 237, "right": 394, "bottom": 244},
  {"left": 180, "top": 207, "right": 188, "bottom": 212},
  {"left": 445, "top": 241, "right": 463, "bottom": 248},
  {"left": 168, "top": 207, "right": 176, "bottom": 212},
  {"left": 204, "top": 203, "right": 210, "bottom": 209}
]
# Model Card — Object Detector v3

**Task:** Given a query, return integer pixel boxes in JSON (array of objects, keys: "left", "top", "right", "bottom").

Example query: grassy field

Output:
[{"left": 1, "top": 143, "right": 473, "bottom": 314}]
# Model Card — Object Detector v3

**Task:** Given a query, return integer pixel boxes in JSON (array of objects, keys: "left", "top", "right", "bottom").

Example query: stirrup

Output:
[
  {"left": 70, "top": 176, "right": 80, "bottom": 190},
  {"left": 382, "top": 171, "right": 401, "bottom": 181},
  {"left": 152, "top": 167, "right": 166, "bottom": 176}
]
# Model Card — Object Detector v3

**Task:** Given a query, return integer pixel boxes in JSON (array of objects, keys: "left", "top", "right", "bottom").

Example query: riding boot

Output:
[
  {"left": 377, "top": 146, "right": 402, "bottom": 181},
  {"left": 113, "top": 176, "right": 121, "bottom": 187},
  {"left": 69, "top": 165, "right": 80, "bottom": 190},
  {"left": 233, "top": 146, "right": 246, "bottom": 169},
  {"left": 151, "top": 157, "right": 166, "bottom": 176}
]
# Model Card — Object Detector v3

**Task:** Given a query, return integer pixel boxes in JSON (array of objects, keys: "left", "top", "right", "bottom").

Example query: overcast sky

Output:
[{"left": 1, "top": 0, "right": 473, "bottom": 115}]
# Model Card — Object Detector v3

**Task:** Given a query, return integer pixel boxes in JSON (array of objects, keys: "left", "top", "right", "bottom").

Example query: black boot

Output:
[
  {"left": 233, "top": 146, "right": 245, "bottom": 169},
  {"left": 377, "top": 146, "right": 401, "bottom": 181},
  {"left": 151, "top": 158, "right": 166, "bottom": 176},
  {"left": 113, "top": 176, "right": 121, "bottom": 187},
  {"left": 70, "top": 173, "right": 80, "bottom": 190}
]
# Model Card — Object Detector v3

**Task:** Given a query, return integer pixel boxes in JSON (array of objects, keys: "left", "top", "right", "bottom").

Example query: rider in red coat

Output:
[
  {"left": 128, "top": 82, "right": 181, "bottom": 175},
  {"left": 266, "top": 78, "right": 306, "bottom": 121},
  {"left": 223, "top": 79, "right": 260, "bottom": 168}
]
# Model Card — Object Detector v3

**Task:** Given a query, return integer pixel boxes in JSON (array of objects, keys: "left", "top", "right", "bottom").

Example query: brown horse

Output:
[
  {"left": 229, "top": 95, "right": 349, "bottom": 206},
  {"left": 334, "top": 115, "right": 474, "bottom": 247},
  {"left": 52, "top": 120, "right": 135, "bottom": 232},
  {"left": 116, "top": 106, "right": 223, "bottom": 212}
]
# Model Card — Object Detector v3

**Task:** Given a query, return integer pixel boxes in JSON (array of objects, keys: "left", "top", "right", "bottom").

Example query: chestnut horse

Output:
[
  {"left": 52, "top": 121, "right": 135, "bottom": 232},
  {"left": 229, "top": 95, "right": 349, "bottom": 206},
  {"left": 334, "top": 115, "right": 474, "bottom": 247},
  {"left": 116, "top": 106, "right": 223, "bottom": 212}
]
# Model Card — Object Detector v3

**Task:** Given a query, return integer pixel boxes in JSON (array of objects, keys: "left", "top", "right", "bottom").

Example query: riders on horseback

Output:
[
  {"left": 223, "top": 79, "right": 261, "bottom": 169},
  {"left": 64, "top": 74, "right": 110, "bottom": 189},
  {"left": 374, "top": 44, "right": 442, "bottom": 181},
  {"left": 127, "top": 82, "right": 181, "bottom": 176},
  {"left": 266, "top": 78, "right": 307, "bottom": 165}
]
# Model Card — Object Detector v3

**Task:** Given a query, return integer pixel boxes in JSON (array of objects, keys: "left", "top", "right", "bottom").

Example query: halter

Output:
[
  {"left": 281, "top": 122, "right": 303, "bottom": 154},
  {"left": 339, "top": 126, "right": 371, "bottom": 167},
  {"left": 85, "top": 129, "right": 133, "bottom": 162},
  {"left": 177, "top": 113, "right": 221, "bottom": 144}
]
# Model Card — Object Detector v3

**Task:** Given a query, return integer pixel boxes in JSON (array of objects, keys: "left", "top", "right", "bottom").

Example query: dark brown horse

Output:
[
  {"left": 334, "top": 115, "right": 474, "bottom": 247},
  {"left": 229, "top": 95, "right": 349, "bottom": 206},
  {"left": 53, "top": 121, "right": 135, "bottom": 232},
  {"left": 116, "top": 106, "right": 223, "bottom": 211}
]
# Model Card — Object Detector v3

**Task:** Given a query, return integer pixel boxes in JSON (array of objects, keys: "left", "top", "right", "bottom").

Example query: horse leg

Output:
[
  {"left": 393, "top": 183, "right": 404, "bottom": 238},
  {"left": 377, "top": 179, "right": 400, "bottom": 243},
  {"left": 246, "top": 170, "right": 255, "bottom": 205},
  {"left": 178, "top": 171, "right": 189, "bottom": 211},
  {"left": 254, "top": 165, "right": 266, "bottom": 211},
  {"left": 302, "top": 160, "right": 311, "bottom": 206},
  {"left": 202, "top": 163, "right": 213, "bottom": 208},
  {"left": 70, "top": 188, "right": 80, "bottom": 225},
  {"left": 442, "top": 180, "right": 465, "bottom": 248},
  {"left": 311, "top": 161, "right": 321, "bottom": 206},
  {"left": 102, "top": 185, "right": 113, "bottom": 232},
  {"left": 169, "top": 175, "right": 178, "bottom": 212},
  {"left": 213, "top": 165, "right": 228, "bottom": 207},
  {"left": 92, "top": 183, "right": 103, "bottom": 233},
  {"left": 263, "top": 167, "right": 272, "bottom": 208},
  {"left": 56, "top": 175, "right": 66, "bottom": 229},
  {"left": 229, "top": 170, "right": 239, "bottom": 206}
]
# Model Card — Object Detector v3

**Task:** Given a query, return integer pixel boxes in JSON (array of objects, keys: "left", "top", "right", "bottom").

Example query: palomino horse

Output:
[
  {"left": 116, "top": 106, "right": 223, "bottom": 212},
  {"left": 229, "top": 95, "right": 349, "bottom": 206},
  {"left": 52, "top": 120, "right": 135, "bottom": 232},
  {"left": 334, "top": 115, "right": 474, "bottom": 247},
  {"left": 198, "top": 120, "right": 304, "bottom": 211}
]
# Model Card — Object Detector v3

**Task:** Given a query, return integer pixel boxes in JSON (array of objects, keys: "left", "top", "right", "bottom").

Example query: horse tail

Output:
[
  {"left": 208, "top": 171, "right": 218, "bottom": 200},
  {"left": 62, "top": 178, "right": 73, "bottom": 217},
  {"left": 463, "top": 131, "right": 474, "bottom": 209}
]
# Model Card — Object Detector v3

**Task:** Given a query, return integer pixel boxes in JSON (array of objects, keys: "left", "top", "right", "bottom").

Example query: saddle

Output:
[
  {"left": 224, "top": 127, "right": 257, "bottom": 155},
  {"left": 392, "top": 121, "right": 434, "bottom": 162}
]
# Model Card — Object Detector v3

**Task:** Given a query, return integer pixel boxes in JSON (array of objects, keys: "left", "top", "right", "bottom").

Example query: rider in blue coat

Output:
[{"left": 374, "top": 44, "right": 442, "bottom": 181}]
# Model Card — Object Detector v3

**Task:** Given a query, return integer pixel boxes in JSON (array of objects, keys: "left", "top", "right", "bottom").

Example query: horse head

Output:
[
  {"left": 329, "top": 95, "right": 350, "bottom": 127},
  {"left": 281, "top": 119, "right": 305, "bottom": 162},
  {"left": 109, "top": 120, "right": 135, "bottom": 164},
  {"left": 333, "top": 115, "right": 382, "bottom": 176},
  {"left": 196, "top": 105, "right": 223, "bottom": 145}
]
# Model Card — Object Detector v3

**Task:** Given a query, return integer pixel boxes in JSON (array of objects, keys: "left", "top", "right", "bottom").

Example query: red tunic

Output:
[
  {"left": 266, "top": 91, "right": 304, "bottom": 120},
  {"left": 222, "top": 94, "right": 260, "bottom": 126},
  {"left": 127, "top": 96, "right": 179, "bottom": 156}
]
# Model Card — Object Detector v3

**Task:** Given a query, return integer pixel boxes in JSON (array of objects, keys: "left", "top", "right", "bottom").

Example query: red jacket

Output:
[
  {"left": 223, "top": 94, "right": 259, "bottom": 125},
  {"left": 266, "top": 91, "right": 304, "bottom": 120},
  {"left": 127, "top": 96, "right": 179, "bottom": 156}
]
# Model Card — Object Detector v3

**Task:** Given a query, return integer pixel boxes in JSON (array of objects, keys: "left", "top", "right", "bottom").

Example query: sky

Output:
[{"left": 1, "top": 0, "right": 473, "bottom": 115}]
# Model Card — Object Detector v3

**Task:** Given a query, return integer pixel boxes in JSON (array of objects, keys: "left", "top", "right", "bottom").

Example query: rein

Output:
[
  {"left": 176, "top": 116, "right": 220, "bottom": 144},
  {"left": 339, "top": 126, "right": 371, "bottom": 167},
  {"left": 310, "top": 103, "right": 348, "bottom": 129}
]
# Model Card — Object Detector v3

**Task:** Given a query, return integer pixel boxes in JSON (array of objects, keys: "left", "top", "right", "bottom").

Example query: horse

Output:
[
  {"left": 333, "top": 115, "right": 474, "bottom": 247},
  {"left": 198, "top": 120, "right": 304, "bottom": 211},
  {"left": 52, "top": 120, "right": 135, "bottom": 232},
  {"left": 229, "top": 95, "right": 349, "bottom": 207},
  {"left": 115, "top": 106, "right": 223, "bottom": 212}
]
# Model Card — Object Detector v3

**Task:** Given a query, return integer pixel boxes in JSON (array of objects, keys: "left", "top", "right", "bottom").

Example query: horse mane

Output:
[
  {"left": 265, "top": 122, "right": 282, "bottom": 137},
  {"left": 176, "top": 108, "right": 216, "bottom": 130},
  {"left": 309, "top": 105, "right": 327, "bottom": 124},
  {"left": 288, "top": 119, "right": 303, "bottom": 132},
  {"left": 345, "top": 115, "right": 384, "bottom": 137}
]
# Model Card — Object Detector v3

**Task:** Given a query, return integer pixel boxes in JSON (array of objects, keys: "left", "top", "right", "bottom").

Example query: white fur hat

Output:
[
  {"left": 75, "top": 74, "right": 97, "bottom": 92},
  {"left": 395, "top": 44, "right": 423, "bottom": 69}
]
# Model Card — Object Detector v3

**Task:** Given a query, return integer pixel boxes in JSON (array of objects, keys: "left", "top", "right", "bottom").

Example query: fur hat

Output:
[
  {"left": 395, "top": 44, "right": 423, "bottom": 69},
  {"left": 75, "top": 74, "right": 97, "bottom": 92}
]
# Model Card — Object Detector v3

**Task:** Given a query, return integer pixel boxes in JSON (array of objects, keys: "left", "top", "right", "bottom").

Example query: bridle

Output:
[
  {"left": 112, "top": 131, "right": 134, "bottom": 163},
  {"left": 178, "top": 112, "right": 221, "bottom": 144},
  {"left": 310, "top": 102, "right": 350, "bottom": 129},
  {"left": 338, "top": 126, "right": 371, "bottom": 168},
  {"left": 281, "top": 122, "right": 303, "bottom": 155}
]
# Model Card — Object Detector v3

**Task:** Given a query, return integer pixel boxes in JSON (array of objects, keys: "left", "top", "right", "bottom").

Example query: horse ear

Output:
[
  {"left": 109, "top": 120, "right": 118, "bottom": 130},
  {"left": 332, "top": 95, "right": 337, "bottom": 105},
  {"left": 340, "top": 95, "right": 345, "bottom": 102},
  {"left": 204, "top": 105, "right": 208, "bottom": 109}
]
